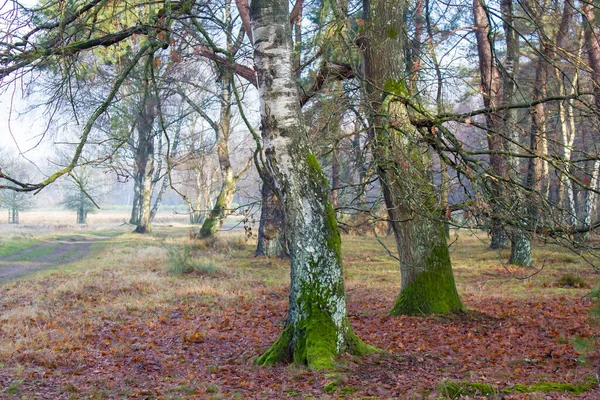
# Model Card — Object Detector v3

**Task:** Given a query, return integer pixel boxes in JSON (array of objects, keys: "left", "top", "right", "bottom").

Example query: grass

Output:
[
  {"left": 0, "top": 224, "right": 598, "bottom": 397},
  {"left": 438, "top": 379, "right": 596, "bottom": 398},
  {"left": 0, "top": 238, "right": 40, "bottom": 258},
  {"left": 3, "top": 243, "right": 60, "bottom": 262}
]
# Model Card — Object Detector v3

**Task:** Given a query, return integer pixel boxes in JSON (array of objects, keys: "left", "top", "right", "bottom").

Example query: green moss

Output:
[
  {"left": 438, "top": 381, "right": 497, "bottom": 398},
  {"left": 199, "top": 181, "right": 236, "bottom": 238},
  {"left": 344, "top": 324, "right": 380, "bottom": 356},
  {"left": 305, "top": 152, "right": 342, "bottom": 264},
  {"left": 199, "top": 200, "right": 223, "bottom": 238},
  {"left": 323, "top": 381, "right": 337, "bottom": 394},
  {"left": 255, "top": 324, "right": 293, "bottom": 366},
  {"left": 256, "top": 309, "right": 338, "bottom": 370},
  {"left": 325, "top": 201, "right": 342, "bottom": 263},
  {"left": 257, "top": 299, "right": 376, "bottom": 370},
  {"left": 383, "top": 79, "right": 409, "bottom": 97},
  {"left": 305, "top": 152, "right": 329, "bottom": 188},
  {"left": 386, "top": 27, "right": 398, "bottom": 39},
  {"left": 199, "top": 215, "right": 217, "bottom": 238},
  {"left": 505, "top": 381, "right": 593, "bottom": 395},
  {"left": 390, "top": 240, "right": 463, "bottom": 315},
  {"left": 438, "top": 380, "right": 595, "bottom": 398},
  {"left": 295, "top": 305, "right": 339, "bottom": 370}
]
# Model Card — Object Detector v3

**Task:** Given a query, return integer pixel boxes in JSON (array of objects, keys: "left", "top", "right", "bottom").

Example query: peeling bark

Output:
[{"left": 251, "top": 0, "right": 372, "bottom": 369}]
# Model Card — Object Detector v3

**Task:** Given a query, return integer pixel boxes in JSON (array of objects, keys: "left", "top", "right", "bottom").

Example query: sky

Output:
[{"left": 0, "top": 83, "right": 53, "bottom": 165}]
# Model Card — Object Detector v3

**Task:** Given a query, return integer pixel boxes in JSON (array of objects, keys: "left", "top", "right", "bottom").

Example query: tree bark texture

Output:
[
  {"left": 473, "top": 0, "right": 509, "bottom": 250},
  {"left": 255, "top": 172, "right": 287, "bottom": 258},
  {"left": 132, "top": 61, "right": 156, "bottom": 234},
  {"left": 199, "top": 72, "right": 237, "bottom": 238},
  {"left": 581, "top": 3, "right": 600, "bottom": 241},
  {"left": 363, "top": 0, "right": 462, "bottom": 315},
  {"left": 251, "top": 0, "right": 372, "bottom": 369},
  {"left": 199, "top": 4, "right": 240, "bottom": 238},
  {"left": 499, "top": 0, "right": 531, "bottom": 266}
]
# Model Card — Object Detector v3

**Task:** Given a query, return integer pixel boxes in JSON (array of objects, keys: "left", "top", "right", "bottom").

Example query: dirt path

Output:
[{"left": 0, "top": 236, "right": 109, "bottom": 283}]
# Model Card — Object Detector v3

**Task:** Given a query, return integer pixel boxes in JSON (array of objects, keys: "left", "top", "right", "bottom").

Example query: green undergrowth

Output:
[
  {"left": 165, "top": 244, "right": 219, "bottom": 275},
  {"left": 438, "top": 379, "right": 597, "bottom": 398}
]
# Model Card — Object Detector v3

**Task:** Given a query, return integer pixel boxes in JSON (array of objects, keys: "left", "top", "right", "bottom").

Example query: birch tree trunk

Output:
[
  {"left": 363, "top": 0, "right": 462, "bottom": 315},
  {"left": 199, "top": 72, "right": 237, "bottom": 238},
  {"left": 199, "top": 4, "right": 241, "bottom": 238},
  {"left": 251, "top": 0, "right": 372, "bottom": 369}
]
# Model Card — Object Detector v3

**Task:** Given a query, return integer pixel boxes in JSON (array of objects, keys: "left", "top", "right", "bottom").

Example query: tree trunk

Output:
[
  {"left": 189, "top": 210, "right": 204, "bottom": 225},
  {"left": 129, "top": 176, "right": 142, "bottom": 225},
  {"left": 363, "top": 0, "right": 462, "bottom": 315},
  {"left": 527, "top": 49, "right": 550, "bottom": 231},
  {"left": 199, "top": 72, "right": 237, "bottom": 238},
  {"left": 255, "top": 172, "right": 287, "bottom": 258},
  {"left": 150, "top": 125, "right": 181, "bottom": 221},
  {"left": 553, "top": 1, "right": 577, "bottom": 225},
  {"left": 77, "top": 206, "right": 86, "bottom": 224},
  {"left": 497, "top": 0, "right": 531, "bottom": 266},
  {"left": 133, "top": 57, "right": 156, "bottom": 234},
  {"left": 251, "top": 0, "right": 372, "bottom": 369},
  {"left": 134, "top": 155, "right": 154, "bottom": 234},
  {"left": 331, "top": 143, "right": 340, "bottom": 210},
  {"left": 9, "top": 208, "right": 18, "bottom": 224},
  {"left": 473, "top": 0, "right": 509, "bottom": 250},
  {"left": 580, "top": 2, "right": 600, "bottom": 242}
]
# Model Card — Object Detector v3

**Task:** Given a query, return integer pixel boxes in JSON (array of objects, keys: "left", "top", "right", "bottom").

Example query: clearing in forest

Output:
[{"left": 0, "top": 226, "right": 598, "bottom": 399}]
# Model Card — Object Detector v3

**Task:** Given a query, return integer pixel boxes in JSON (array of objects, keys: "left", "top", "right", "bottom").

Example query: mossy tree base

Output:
[
  {"left": 257, "top": 315, "right": 376, "bottom": 370},
  {"left": 250, "top": 0, "right": 373, "bottom": 372},
  {"left": 198, "top": 176, "right": 236, "bottom": 239},
  {"left": 390, "top": 241, "right": 463, "bottom": 316}
]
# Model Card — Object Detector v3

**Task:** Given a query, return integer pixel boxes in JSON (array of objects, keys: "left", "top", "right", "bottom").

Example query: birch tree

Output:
[{"left": 249, "top": 0, "right": 373, "bottom": 369}]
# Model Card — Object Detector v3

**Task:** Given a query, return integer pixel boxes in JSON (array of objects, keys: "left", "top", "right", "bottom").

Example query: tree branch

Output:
[{"left": 300, "top": 61, "right": 355, "bottom": 106}]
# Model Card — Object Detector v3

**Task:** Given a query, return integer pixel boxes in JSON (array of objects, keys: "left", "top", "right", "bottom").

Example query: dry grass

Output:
[
  {"left": 0, "top": 230, "right": 273, "bottom": 363},
  {"left": 0, "top": 223, "right": 598, "bottom": 397}
]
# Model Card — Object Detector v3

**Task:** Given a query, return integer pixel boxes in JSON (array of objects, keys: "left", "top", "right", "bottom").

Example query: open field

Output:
[
  {"left": 8, "top": 209, "right": 191, "bottom": 227},
  {"left": 0, "top": 219, "right": 599, "bottom": 399}
]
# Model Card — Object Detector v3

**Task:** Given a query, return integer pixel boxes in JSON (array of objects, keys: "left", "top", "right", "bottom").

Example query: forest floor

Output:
[{"left": 0, "top": 224, "right": 599, "bottom": 399}]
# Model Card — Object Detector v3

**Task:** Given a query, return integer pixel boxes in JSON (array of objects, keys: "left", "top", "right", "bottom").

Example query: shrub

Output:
[{"left": 165, "top": 244, "right": 218, "bottom": 275}]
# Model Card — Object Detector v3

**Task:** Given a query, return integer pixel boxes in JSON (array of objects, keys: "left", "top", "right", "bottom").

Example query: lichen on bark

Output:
[{"left": 251, "top": 0, "right": 374, "bottom": 369}]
